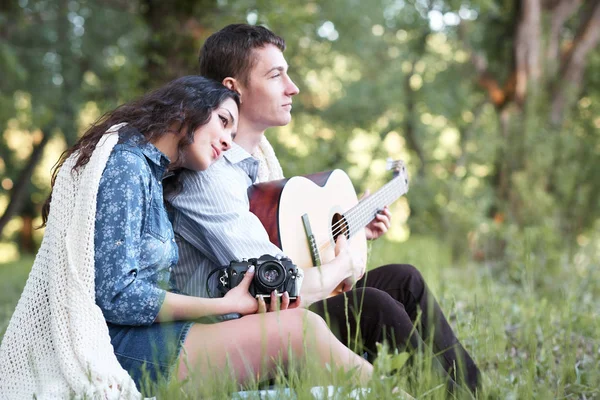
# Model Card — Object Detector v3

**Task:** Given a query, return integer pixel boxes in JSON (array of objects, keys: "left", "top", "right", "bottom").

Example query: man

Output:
[{"left": 168, "top": 24, "right": 480, "bottom": 393}]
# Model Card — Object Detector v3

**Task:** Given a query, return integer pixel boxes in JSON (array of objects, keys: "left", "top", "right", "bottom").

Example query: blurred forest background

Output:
[
  {"left": 0, "top": 0, "right": 599, "bottom": 397},
  {"left": 1, "top": 0, "right": 599, "bottom": 266}
]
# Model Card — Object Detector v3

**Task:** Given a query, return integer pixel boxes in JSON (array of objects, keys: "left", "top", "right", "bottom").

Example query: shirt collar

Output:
[
  {"left": 120, "top": 126, "right": 170, "bottom": 169},
  {"left": 139, "top": 140, "right": 170, "bottom": 170},
  {"left": 223, "top": 142, "right": 256, "bottom": 164},
  {"left": 222, "top": 142, "right": 259, "bottom": 183}
]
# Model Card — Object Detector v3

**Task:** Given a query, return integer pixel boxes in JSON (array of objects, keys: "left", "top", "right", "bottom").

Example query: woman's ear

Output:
[{"left": 222, "top": 77, "right": 243, "bottom": 103}]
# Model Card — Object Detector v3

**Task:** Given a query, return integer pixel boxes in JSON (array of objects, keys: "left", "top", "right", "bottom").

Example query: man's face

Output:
[{"left": 238, "top": 44, "right": 300, "bottom": 131}]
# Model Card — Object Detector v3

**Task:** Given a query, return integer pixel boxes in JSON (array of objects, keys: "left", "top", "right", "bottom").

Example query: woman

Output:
[{"left": 0, "top": 76, "right": 371, "bottom": 399}]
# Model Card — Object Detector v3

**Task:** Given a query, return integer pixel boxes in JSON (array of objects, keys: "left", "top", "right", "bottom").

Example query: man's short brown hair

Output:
[{"left": 199, "top": 24, "right": 286, "bottom": 85}]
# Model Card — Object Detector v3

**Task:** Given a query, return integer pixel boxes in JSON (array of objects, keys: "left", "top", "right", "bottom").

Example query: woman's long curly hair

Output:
[{"left": 41, "top": 75, "right": 239, "bottom": 227}]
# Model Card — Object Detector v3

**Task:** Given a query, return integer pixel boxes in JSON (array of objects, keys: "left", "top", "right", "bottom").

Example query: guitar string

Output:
[
  {"left": 313, "top": 163, "right": 406, "bottom": 250},
  {"left": 338, "top": 173, "right": 404, "bottom": 230},
  {"left": 316, "top": 176, "right": 407, "bottom": 251},
  {"left": 318, "top": 183, "right": 399, "bottom": 252},
  {"left": 326, "top": 175, "right": 402, "bottom": 240}
]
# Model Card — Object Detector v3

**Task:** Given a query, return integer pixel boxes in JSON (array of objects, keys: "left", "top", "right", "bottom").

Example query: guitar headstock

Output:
[{"left": 386, "top": 158, "right": 409, "bottom": 188}]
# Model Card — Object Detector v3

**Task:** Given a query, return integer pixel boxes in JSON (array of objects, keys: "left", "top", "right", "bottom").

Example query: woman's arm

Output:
[
  {"left": 95, "top": 151, "right": 167, "bottom": 326},
  {"left": 156, "top": 266, "right": 259, "bottom": 322},
  {"left": 95, "top": 151, "right": 266, "bottom": 325}
]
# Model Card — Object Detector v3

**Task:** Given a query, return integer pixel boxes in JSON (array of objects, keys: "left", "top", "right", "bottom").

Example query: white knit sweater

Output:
[
  {"left": 0, "top": 131, "right": 140, "bottom": 399},
  {"left": 253, "top": 135, "right": 284, "bottom": 182}
]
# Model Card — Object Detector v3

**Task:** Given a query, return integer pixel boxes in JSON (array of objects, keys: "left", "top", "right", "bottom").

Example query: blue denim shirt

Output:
[{"left": 94, "top": 127, "right": 177, "bottom": 326}]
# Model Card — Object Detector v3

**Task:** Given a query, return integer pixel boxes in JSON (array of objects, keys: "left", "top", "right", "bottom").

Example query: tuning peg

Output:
[
  {"left": 386, "top": 158, "right": 403, "bottom": 171},
  {"left": 386, "top": 158, "right": 395, "bottom": 170}
]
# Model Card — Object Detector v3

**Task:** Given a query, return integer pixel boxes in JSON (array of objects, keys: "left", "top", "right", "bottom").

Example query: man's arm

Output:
[
  {"left": 169, "top": 164, "right": 282, "bottom": 268},
  {"left": 299, "top": 235, "right": 366, "bottom": 305}
]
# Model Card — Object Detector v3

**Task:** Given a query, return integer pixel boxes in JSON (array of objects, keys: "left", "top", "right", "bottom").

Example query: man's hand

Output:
[
  {"left": 361, "top": 189, "right": 392, "bottom": 240},
  {"left": 257, "top": 291, "right": 302, "bottom": 313},
  {"left": 335, "top": 235, "right": 366, "bottom": 292}
]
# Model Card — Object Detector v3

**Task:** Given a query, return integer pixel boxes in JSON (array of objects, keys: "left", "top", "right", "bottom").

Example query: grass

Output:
[
  {"left": 0, "top": 255, "right": 33, "bottom": 336},
  {"left": 1, "top": 235, "right": 599, "bottom": 399}
]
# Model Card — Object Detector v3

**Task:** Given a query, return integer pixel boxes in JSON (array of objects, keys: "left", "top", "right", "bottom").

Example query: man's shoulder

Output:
[
  {"left": 180, "top": 156, "right": 243, "bottom": 187},
  {"left": 170, "top": 156, "right": 249, "bottom": 210}
]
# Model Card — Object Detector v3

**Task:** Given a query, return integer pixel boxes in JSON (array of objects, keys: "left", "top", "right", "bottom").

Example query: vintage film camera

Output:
[{"left": 218, "top": 255, "right": 300, "bottom": 303}]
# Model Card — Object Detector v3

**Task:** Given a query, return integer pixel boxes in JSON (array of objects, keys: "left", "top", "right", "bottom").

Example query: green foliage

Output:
[
  {"left": 2, "top": 0, "right": 600, "bottom": 262},
  {"left": 0, "top": 256, "right": 33, "bottom": 336},
  {"left": 0, "top": 0, "right": 147, "bottom": 255}
]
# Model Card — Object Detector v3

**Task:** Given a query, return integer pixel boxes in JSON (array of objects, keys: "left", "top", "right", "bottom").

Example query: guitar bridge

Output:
[{"left": 301, "top": 213, "right": 321, "bottom": 266}]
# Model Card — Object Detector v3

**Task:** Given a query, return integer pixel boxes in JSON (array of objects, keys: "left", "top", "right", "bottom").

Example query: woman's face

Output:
[{"left": 183, "top": 98, "right": 238, "bottom": 171}]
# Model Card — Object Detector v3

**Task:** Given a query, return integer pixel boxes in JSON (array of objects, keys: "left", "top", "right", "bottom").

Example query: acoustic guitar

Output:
[{"left": 248, "top": 160, "right": 409, "bottom": 294}]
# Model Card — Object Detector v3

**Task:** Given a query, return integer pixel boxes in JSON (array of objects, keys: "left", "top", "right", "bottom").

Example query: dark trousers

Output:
[{"left": 309, "top": 264, "right": 480, "bottom": 393}]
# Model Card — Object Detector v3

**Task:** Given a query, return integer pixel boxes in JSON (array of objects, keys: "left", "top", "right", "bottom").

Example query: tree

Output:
[
  {"left": 0, "top": 0, "right": 146, "bottom": 250},
  {"left": 1, "top": 0, "right": 598, "bottom": 263}
]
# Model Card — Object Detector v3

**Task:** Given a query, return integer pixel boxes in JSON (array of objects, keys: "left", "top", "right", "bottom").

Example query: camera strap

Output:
[{"left": 206, "top": 265, "right": 231, "bottom": 298}]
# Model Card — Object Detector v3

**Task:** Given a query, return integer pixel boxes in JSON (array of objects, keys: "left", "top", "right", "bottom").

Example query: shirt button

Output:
[
  {"left": 172, "top": 238, "right": 175, "bottom": 242},
  {"left": 169, "top": 267, "right": 173, "bottom": 272}
]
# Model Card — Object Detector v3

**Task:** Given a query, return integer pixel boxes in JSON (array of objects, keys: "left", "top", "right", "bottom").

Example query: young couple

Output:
[
  {"left": 0, "top": 24, "right": 479, "bottom": 398},
  {"left": 169, "top": 23, "right": 480, "bottom": 394}
]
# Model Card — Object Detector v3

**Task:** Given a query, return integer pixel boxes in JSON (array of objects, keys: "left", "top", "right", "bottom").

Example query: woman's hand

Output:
[
  {"left": 257, "top": 292, "right": 303, "bottom": 313},
  {"left": 223, "top": 265, "right": 259, "bottom": 315},
  {"left": 334, "top": 235, "right": 366, "bottom": 291}
]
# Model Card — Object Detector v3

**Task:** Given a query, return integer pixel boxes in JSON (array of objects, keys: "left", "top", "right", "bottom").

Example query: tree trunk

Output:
[
  {"left": 403, "top": 60, "right": 426, "bottom": 176},
  {"left": 546, "top": 0, "right": 582, "bottom": 75},
  {"left": 140, "top": 0, "right": 216, "bottom": 89},
  {"left": 550, "top": 0, "right": 600, "bottom": 125},
  {"left": 514, "top": 0, "right": 542, "bottom": 104},
  {"left": 19, "top": 215, "right": 35, "bottom": 254},
  {"left": 0, "top": 131, "right": 51, "bottom": 238}
]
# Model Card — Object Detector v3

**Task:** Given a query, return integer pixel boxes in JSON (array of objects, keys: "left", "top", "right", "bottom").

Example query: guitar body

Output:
[
  {"left": 249, "top": 170, "right": 368, "bottom": 273},
  {"left": 249, "top": 162, "right": 408, "bottom": 297}
]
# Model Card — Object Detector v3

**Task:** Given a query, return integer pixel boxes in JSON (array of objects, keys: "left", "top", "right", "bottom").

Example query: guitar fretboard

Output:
[{"left": 339, "top": 170, "right": 409, "bottom": 238}]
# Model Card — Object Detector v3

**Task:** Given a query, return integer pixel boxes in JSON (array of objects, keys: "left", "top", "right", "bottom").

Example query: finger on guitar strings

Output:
[
  {"left": 374, "top": 208, "right": 392, "bottom": 227},
  {"left": 375, "top": 213, "right": 391, "bottom": 228},
  {"left": 374, "top": 206, "right": 392, "bottom": 219},
  {"left": 372, "top": 222, "right": 388, "bottom": 235},
  {"left": 334, "top": 234, "right": 349, "bottom": 255}
]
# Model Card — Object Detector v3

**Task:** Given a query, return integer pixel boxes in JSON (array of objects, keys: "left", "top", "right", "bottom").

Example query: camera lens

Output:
[
  {"left": 263, "top": 268, "right": 279, "bottom": 283},
  {"left": 256, "top": 261, "right": 285, "bottom": 289}
]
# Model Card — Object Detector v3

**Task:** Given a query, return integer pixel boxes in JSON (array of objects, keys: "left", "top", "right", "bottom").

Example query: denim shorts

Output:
[{"left": 107, "top": 321, "right": 193, "bottom": 392}]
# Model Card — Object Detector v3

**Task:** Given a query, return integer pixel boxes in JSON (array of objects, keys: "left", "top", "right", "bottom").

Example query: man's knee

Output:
[
  {"left": 401, "top": 264, "right": 424, "bottom": 283},
  {"left": 379, "top": 263, "right": 425, "bottom": 286},
  {"left": 351, "top": 287, "right": 402, "bottom": 314}
]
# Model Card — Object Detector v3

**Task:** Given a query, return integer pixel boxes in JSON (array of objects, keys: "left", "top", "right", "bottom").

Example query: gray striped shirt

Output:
[{"left": 168, "top": 143, "right": 283, "bottom": 298}]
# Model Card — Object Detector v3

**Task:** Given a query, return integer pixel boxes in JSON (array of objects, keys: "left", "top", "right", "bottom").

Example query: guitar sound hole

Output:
[{"left": 331, "top": 213, "right": 350, "bottom": 242}]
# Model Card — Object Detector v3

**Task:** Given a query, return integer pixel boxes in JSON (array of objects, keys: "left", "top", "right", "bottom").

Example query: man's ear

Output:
[{"left": 222, "top": 77, "right": 243, "bottom": 102}]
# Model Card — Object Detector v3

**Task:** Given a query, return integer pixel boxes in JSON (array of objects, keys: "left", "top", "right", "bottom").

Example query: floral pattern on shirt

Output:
[{"left": 94, "top": 129, "right": 177, "bottom": 326}]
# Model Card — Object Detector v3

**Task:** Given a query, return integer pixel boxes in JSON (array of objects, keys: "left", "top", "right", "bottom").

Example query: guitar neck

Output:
[{"left": 343, "top": 175, "right": 408, "bottom": 237}]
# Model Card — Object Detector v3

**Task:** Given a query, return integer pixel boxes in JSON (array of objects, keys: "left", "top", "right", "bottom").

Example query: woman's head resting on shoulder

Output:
[
  {"left": 144, "top": 75, "right": 239, "bottom": 171},
  {"left": 42, "top": 75, "right": 239, "bottom": 226},
  {"left": 171, "top": 94, "right": 238, "bottom": 171}
]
